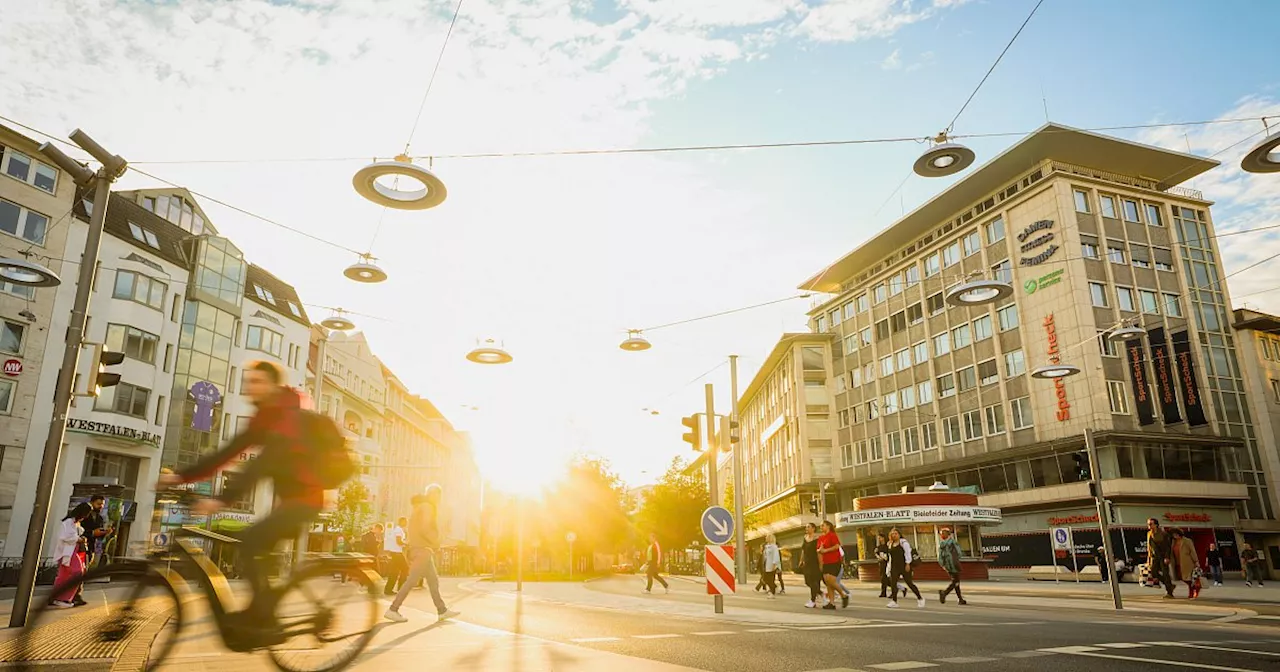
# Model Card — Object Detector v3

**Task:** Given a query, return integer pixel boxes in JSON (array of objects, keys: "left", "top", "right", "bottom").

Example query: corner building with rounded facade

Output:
[{"left": 801, "top": 124, "right": 1273, "bottom": 576}]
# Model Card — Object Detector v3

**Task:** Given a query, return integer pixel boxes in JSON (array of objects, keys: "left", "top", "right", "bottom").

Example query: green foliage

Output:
[
  {"left": 332, "top": 480, "right": 373, "bottom": 540},
  {"left": 634, "top": 456, "right": 707, "bottom": 552}
]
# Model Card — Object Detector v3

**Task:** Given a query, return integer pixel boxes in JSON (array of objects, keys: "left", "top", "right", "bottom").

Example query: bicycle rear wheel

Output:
[
  {"left": 267, "top": 563, "right": 378, "bottom": 672},
  {"left": 5, "top": 563, "right": 183, "bottom": 672}
]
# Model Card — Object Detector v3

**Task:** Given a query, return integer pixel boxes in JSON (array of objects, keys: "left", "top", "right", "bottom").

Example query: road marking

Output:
[
  {"left": 1155, "top": 642, "right": 1280, "bottom": 657},
  {"left": 690, "top": 631, "right": 738, "bottom": 636},
  {"left": 746, "top": 628, "right": 785, "bottom": 633},
  {"left": 1045, "top": 649, "right": 1260, "bottom": 671},
  {"left": 1095, "top": 643, "right": 1149, "bottom": 649},
  {"left": 867, "top": 663, "right": 938, "bottom": 670},
  {"left": 1001, "top": 651, "right": 1056, "bottom": 658},
  {"left": 571, "top": 637, "right": 622, "bottom": 643},
  {"left": 1040, "top": 646, "right": 1104, "bottom": 654},
  {"left": 934, "top": 656, "right": 997, "bottom": 663},
  {"left": 633, "top": 634, "right": 682, "bottom": 639}
]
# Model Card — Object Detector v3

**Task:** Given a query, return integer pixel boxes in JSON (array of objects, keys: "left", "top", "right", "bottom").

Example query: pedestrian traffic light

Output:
[
  {"left": 808, "top": 495, "right": 819, "bottom": 516},
  {"left": 1072, "top": 452, "right": 1090, "bottom": 481},
  {"left": 681, "top": 415, "right": 702, "bottom": 451},
  {"left": 90, "top": 343, "right": 124, "bottom": 397}
]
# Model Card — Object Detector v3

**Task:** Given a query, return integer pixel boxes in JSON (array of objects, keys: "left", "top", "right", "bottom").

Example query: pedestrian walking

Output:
[
  {"left": 1171, "top": 529, "right": 1200, "bottom": 598},
  {"left": 1146, "top": 517, "right": 1175, "bottom": 598},
  {"left": 886, "top": 528, "right": 924, "bottom": 609},
  {"left": 643, "top": 532, "right": 669, "bottom": 594},
  {"left": 1095, "top": 545, "right": 1109, "bottom": 584},
  {"left": 384, "top": 484, "right": 461, "bottom": 623},
  {"left": 82, "top": 495, "right": 112, "bottom": 571},
  {"left": 383, "top": 517, "right": 409, "bottom": 596},
  {"left": 1206, "top": 543, "right": 1224, "bottom": 586},
  {"left": 361, "top": 523, "right": 384, "bottom": 575},
  {"left": 799, "top": 523, "right": 824, "bottom": 608},
  {"left": 874, "top": 533, "right": 891, "bottom": 598},
  {"left": 762, "top": 534, "right": 781, "bottom": 599},
  {"left": 49, "top": 503, "right": 92, "bottom": 609},
  {"left": 776, "top": 550, "right": 787, "bottom": 595},
  {"left": 816, "top": 520, "right": 850, "bottom": 610},
  {"left": 1243, "top": 543, "right": 1266, "bottom": 586},
  {"left": 937, "top": 527, "right": 966, "bottom": 605}
]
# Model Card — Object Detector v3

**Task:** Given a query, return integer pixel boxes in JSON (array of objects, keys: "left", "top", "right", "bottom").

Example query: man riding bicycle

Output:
[{"left": 158, "top": 360, "right": 323, "bottom": 640}]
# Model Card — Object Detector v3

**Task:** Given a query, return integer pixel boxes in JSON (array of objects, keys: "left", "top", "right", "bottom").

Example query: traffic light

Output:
[
  {"left": 808, "top": 495, "right": 820, "bottom": 516},
  {"left": 90, "top": 343, "right": 124, "bottom": 397},
  {"left": 1072, "top": 452, "right": 1091, "bottom": 481},
  {"left": 728, "top": 419, "right": 740, "bottom": 444},
  {"left": 681, "top": 415, "right": 702, "bottom": 452}
]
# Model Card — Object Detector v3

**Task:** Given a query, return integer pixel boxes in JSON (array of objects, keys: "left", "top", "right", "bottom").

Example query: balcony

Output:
[{"left": 1047, "top": 160, "right": 1205, "bottom": 201}]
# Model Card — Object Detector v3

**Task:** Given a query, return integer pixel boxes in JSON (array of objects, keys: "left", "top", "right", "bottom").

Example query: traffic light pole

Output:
[
  {"left": 729, "top": 355, "right": 746, "bottom": 585},
  {"left": 9, "top": 169, "right": 114, "bottom": 628},
  {"left": 704, "top": 383, "right": 723, "bottom": 614},
  {"left": 1086, "top": 427, "right": 1123, "bottom": 610}
]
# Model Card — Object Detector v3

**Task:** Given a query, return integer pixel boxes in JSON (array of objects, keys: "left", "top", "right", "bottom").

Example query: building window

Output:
[
  {"left": 1, "top": 146, "right": 58, "bottom": 193},
  {"left": 1011, "top": 396, "right": 1033, "bottom": 429},
  {"left": 1164, "top": 293, "right": 1182, "bottom": 317},
  {"left": 1153, "top": 247, "right": 1175, "bottom": 272},
  {"left": 850, "top": 368, "right": 861, "bottom": 388},
  {"left": 1107, "top": 381, "right": 1129, "bottom": 414},
  {"left": 963, "top": 410, "right": 982, "bottom": 440},
  {"left": 844, "top": 334, "right": 858, "bottom": 354},
  {"left": 155, "top": 395, "right": 166, "bottom": 425},
  {"left": 978, "top": 359, "right": 999, "bottom": 386},
  {"left": 985, "top": 216, "right": 1005, "bottom": 245},
  {"left": 869, "top": 437, "right": 883, "bottom": 460},
  {"left": 1123, "top": 199, "right": 1141, "bottom": 223},
  {"left": 127, "top": 222, "right": 160, "bottom": 249},
  {"left": 957, "top": 366, "right": 977, "bottom": 391},
  {"left": 0, "top": 378, "right": 13, "bottom": 414},
  {"left": 997, "top": 304, "right": 1018, "bottom": 331},
  {"left": 932, "top": 331, "right": 951, "bottom": 355},
  {"left": 921, "top": 423, "right": 938, "bottom": 449},
  {"left": 863, "top": 362, "right": 875, "bottom": 383},
  {"left": 992, "top": 259, "right": 1012, "bottom": 284},
  {"left": 1089, "top": 282, "right": 1109, "bottom": 308},
  {"left": 841, "top": 302, "right": 854, "bottom": 321},
  {"left": 1, "top": 319, "right": 25, "bottom": 355},
  {"left": 1139, "top": 289, "right": 1159, "bottom": 314},
  {"left": 883, "top": 392, "right": 898, "bottom": 415},
  {"left": 927, "top": 292, "right": 945, "bottom": 315},
  {"left": 905, "top": 265, "right": 920, "bottom": 288},
  {"left": 829, "top": 309, "right": 841, "bottom": 326},
  {"left": 918, "top": 380, "right": 934, "bottom": 404},
  {"left": 1004, "top": 349, "right": 1026, "bottom": 377},
  {"left": 1272, "top": 379, "right": 1280, "bottom": 402},
  {"left": 1146, "top": 203, "right": 1164, "bottom": 227},
  {"left": 973, "top": 315, "right": 993, "bottom": 341},
  {"left": 888, "top": 431, "right": 903, "bottom": 457},
  {"left": 2, "top": 280, "right": 34, "bottom": 300},
  {"left": 984, "top": 404, "right": 1006, "bottom": 435},
  {"left": 894, "top": 348, "right": 910, "bottom": 371},
  {"left": 880, "top": 355, "right": 894, "bottom": 377},
  {"left": 942, "top": 242, "right": 961, "bottom": 267},
  {"left": 94, "top": 382, "right": 150, "bottom": 418},
  {"left": 913, "top": 341, "right": 928, "bottom": 364},
  {"left": 900, "top": 385, "right": 916, "bottom": 409},
  {"left": 1099, "top": 331, "right": 1119, "bottom": 357},
  {"left": 839, "top": 409, "right": 850, "bottom": 427},
  {"left": 875, "top": 320, "right": 889, "bottom": 341},
  {"left": 1107, "top": 244, "right": 1126, "bottom": 265},
  {"left": 815, "top": 315, "right": 826, "bottom": 333},
  {"left": 0, "top": 197, "right": 51, "bottom": 245},
  {"left": 1081, "top": 238, "right": 1100, "bottom": 259},
  {"left": 252, "top": 284, "right": 275, "bottom": 303},
  {"left": 246, "top": 325, "right": 284, "bottom": 357},
  {"left": 889, "top": 273, "right": 904, "bottom": 296},
  {"left": 962, "top": 230, "right": 981, "bottom": 257},
  {"left": 860, "top": 327, "right": 872, "bottom": 347},
  {"left": 943, "top": 416, "right": 961, "bottom": 445},
  {"left": 951, "top": 324, "right": 972, "bottom": 348},
  {"left": 104, "top": 324, "right": 159, "bottom": 364},
  {"left": 867, "top": 400, "right": 879, "bottom": 420},
  {"left": 856, "top": 294, "right": 869, "bottom": 313},
  {"left": 904, "top": 427, "right": 921, "bottom": 453},
  {"left": 938, "top": 373, "right": 956, "bottom": 398},
  {"left": 81, "top": 450, "right": 141, "bottom": 501},
  {"left": 1131, "top": 246, "right": 1152, "bottom": 268},
  {"left": 112, "top": 270, "right": 167, "bottom": 310},
  {"left": 841, "top": 444, "right": 854, "bottom": 468},
  {"left": 907, "top": 303, "right": 923, "bottom": 325},
  {"left": 890, "top": 311, "right": 907, "bottom": 333},
  {"left": 1074, "top": 189, "right": 1091, "bottom": 213},
  {"left": 924, "top": 253, "right": 941, "bottom": 278},
  {"left": 1117, "top": 286, "right": 1136, "bottom": 312},
  {"left": 1100, "top": 194, "right": 1117, "bottom": 219},
  {"left": 873, "top": 283, "right": 887, "bottom": 304}
]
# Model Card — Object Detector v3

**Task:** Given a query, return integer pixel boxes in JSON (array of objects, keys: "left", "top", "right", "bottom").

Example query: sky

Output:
[{"left": 2, "top": 0, "right": 1279, "bottom": 495}]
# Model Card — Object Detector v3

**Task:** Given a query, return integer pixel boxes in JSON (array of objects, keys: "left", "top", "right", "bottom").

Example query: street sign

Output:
[
  {"left": 705, "top": 544, "right": 736, "bottom": 595},
  {"left": 1051, "top": 526, "right": 1072, "bottom": 551},
  {"left": 152, "top": 533, "right": 168, "bottom": 547},
  {"left": 700, "top": 505, "right": 734, "bottom": 544},
  {"left": 566, "top": 532, "right": 577, "bottom": 543}
]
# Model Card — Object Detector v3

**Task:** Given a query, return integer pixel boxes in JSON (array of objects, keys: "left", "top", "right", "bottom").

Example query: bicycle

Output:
[{"left": 12, "top": 503, "right": 382, "bottom": 672}]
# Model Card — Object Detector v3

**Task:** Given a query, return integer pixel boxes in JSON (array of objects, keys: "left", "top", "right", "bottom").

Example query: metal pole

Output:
[
  {"left": 1086, "top": 427, "right": 1123, "bottom": 609},
  {"left": 729, "top": 355, "right": 746, "bottom": 585},
  {"left": 704, "top": 383, "right": 722, "bottom": 614},
  {"left": 516, "top": 498, "right": 524, "bottom": 592},
  {"left": 569, "top": 540, "right": 573, "bottom": 581},
  {"left": 9, "top": 172, "right": 112, "bottom": 628}
]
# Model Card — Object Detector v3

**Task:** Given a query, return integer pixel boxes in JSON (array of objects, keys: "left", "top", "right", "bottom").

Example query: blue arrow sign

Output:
[{"left": 701, "top": 506, "right": 734, "bottom": 545}]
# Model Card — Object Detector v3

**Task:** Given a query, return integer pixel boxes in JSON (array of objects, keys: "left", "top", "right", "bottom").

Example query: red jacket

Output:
[{"left": 177, "top": 387, "right": 324, "bottom": 509}]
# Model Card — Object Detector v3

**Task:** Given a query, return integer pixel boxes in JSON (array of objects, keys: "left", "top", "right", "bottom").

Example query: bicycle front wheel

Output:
[
  {"left": 267, "top": 563, "right": 378, "bottom": 672},
  {"left": 4, "top": 563, "right": 184, "bottom": 672}
]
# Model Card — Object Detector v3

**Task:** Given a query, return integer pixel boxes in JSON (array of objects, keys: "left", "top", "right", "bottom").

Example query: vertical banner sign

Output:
[
  {"left": 705, "top": 544, "right": 736, "bottom": 595},
  {"left": 1171, "top": 330, "right": 1209, "bottom": 427},
  {"left": 1148, "top": 327, "right": 1183, "bottom": 424},
  {"left": 1125, "top": 339, "right": 1157, "bottom": 425}
]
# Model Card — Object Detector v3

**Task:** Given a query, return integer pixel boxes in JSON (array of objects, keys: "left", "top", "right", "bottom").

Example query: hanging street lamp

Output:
[
  {"left": 619, "top": 329, "right": 652, "bottom": 352},
  {"left": 344, "top": 253, "right": 388, "bottom": 284},
  {"left": 914, "top": 132, "right": 976, "bottom": 178},
  {"left": 320, "top": 309, "right": 356, "bottom": 331},
  {"left": 1031, "top": 363, "right": 1081, "bottom": 380},
  {"left": 944, "top": 277, "right": 1013, "bottom": 307},
  {"left": 467, "top": 338, "right": 513, "bottom": 365},
  {"left": 353, "top": 154, "right": 447, "bottom": 210},
  {"left": 0, "top": 257, "right": 61, "bottom": 288},
  {"left": 1241, "top": 128, "right": 1280, "bottom": 174}
]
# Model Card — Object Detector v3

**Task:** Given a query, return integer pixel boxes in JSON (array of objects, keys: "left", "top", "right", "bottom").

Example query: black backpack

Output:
[{"left": 300, "top": 410, "right": 358, "bottom": 489}]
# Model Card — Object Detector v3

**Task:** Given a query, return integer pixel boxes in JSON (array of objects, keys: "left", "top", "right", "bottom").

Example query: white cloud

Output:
[
  {"left": 798, "top": 0, "right": 960, "bottom": 42},
  {"left": 880, "top": 47, "right": 902, "bottom": 70},
  {"left": 621, "top": 0, "right": 805, "bottom": 28}
]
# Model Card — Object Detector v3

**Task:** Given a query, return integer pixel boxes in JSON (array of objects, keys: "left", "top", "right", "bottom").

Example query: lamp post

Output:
[
  {"left": 9, "top": 130, "right": 127, "bottom": 628},
  {"left": 729, "top": 355, "right": 746, "bottom": 585}
]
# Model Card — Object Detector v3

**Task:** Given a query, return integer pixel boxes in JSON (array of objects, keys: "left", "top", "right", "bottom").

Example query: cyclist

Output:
[{"left": 158, "top": 360, "right": 323, "bottom": 642}]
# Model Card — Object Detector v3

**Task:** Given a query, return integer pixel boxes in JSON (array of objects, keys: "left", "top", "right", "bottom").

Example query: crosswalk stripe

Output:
[
  {"left": 746, "top": 628, "right": 786, "bottom": 633},
  {"left": 868, "top": 662, "right": 938, "bottom": 670},
  {"left": 934, "top": 656, "right": 997, "bottom": 663},
  {"left": 1045, "top": 649, "right": 1260, "bottom": 671},
  {"left": 1159, "top": 642, "right": 1280, "bottom": 657},
  {"left": 633, "top": 634, "right": 682, "bottom": 639},
  {"left": 1095, "top": 643, "right": 1149, "bottom": 649},
  {"left": 690, "top": 631, "right": 737, "bottom": 636},
  {"left": 571, "top": 637, "right": 622, "bottom": 643}
]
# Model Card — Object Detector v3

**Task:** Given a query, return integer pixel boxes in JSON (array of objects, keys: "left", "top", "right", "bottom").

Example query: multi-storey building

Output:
[
  {"left": 314, "top": 329, "right": 386, "bottom": 514},
  {"left": 1231, "top": 308, "right": 1280, "bottom": 574},
  {"left": 721, "top": 333, "right": 836, "bottom": 551},
  {"left": 1, "top": 126, "right": 82, "bottom": 556},
  {"left": 800, "top": 123, "right": 1265, "bottom": 572},
  {"left": 380, "top": 366, "right": 449, "bottom": 521}
]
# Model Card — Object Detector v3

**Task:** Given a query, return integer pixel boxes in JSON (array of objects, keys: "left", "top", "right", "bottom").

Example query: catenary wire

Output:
[
  {"left": 403, "top": 0, "right": 465, "bottom": 155},
  {"left": 640, "top": 294, "right": 812, "bottom": 333},
  {"left": 946, "top": 0, "right": 1047, "bottom": 134}
]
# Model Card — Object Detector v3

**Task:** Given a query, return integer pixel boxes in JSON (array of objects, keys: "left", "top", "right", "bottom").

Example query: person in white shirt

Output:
[
  {"left": 762, "top": 535, "right": 781, "bottom": 598},
  {"left": 50, "top": 503, "right": 92, "bottom": 608},
  {"left": 383, "top": 517, "right": 409, "bottom": 596}
]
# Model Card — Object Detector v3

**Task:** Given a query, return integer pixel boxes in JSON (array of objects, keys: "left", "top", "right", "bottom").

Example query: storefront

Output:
[{"left": 837, "top": 485, "right": 1002, "bottom": 582}]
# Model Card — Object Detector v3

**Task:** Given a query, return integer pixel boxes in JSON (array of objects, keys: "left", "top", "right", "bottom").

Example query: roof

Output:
[
  {"left": 1232, "top": 308, "right": 1280, "bottom": 333},
  {"left": 738, "top": 332, "right": 834, "bottom": 408},
  {"left": 76, "top": 189, "right": 194, "bottom": 269},
  {"left": 244, "top": 264, "right": 310, "bottom": 326},
  {"left": 799, "top": 123, "right": 1221, "bottom": 293}
]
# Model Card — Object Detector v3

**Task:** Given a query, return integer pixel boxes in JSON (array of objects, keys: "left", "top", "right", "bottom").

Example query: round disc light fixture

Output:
[
  {"left": 1031, "top": 363, "right": 1081, "bottom": 380},
  {"left": 1108, "top": 326, "right": 1146, "bottom": 341},
  {"left": 914, "top": 133, "right": 976, "bottom": 178},
  {"left": 352, "top": 153, "right": 447, "bottom": 210},
  {"left": 945, "top": 278, "right": 1013, "bottom": 307},
  {"left": 466, "top": 339, "right": 513, "bottom": 365},
  {"left": 0, "top": 258, "right": 61, "bottom": 288},
  {"left": 620, "top": 330, "right": 652, "bottom": 352},
  {"left": 344, "top": 254, "right": 388, "bottom": 284},
  {"left": 1241, "top": 130, "right": 1280, "bottom": 174},
  {"left": 320, "top": 309, "right": 356, "bottom": 331}
]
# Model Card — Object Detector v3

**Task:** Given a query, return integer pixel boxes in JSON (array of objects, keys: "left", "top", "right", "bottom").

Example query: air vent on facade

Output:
[{"left": 961, "top": 211, "right": 973, "bottom": 223}]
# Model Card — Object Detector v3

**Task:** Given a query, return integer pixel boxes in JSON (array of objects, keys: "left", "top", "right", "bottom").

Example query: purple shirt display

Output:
[{"left": 190, "top": 381, "right": 222, "bottom": 432}]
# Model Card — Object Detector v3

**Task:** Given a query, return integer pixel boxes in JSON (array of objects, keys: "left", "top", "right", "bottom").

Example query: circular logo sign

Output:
[
  {"left": 1054, "top": 528, "right": 1069, "bottom": 544},
  {"left": 1024, "top": 280, "right": 1038, "bottom": 295},
  {"left": 566, "top": 532, "right": 577, "bottom": 543},
  {"left": 2, "top": 359, "right": 21, "bottom": 376}
]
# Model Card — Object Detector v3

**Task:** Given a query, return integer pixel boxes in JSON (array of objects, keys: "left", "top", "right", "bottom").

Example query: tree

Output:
[
  {"left": 332, "top": 480, "right": 373, "bottom": 540},
  {"left": 722, "top": 482, "right": 761, "bottom": 536},
  {"left": 541, "top": 456, "right": 632, "bottom": 558},
  {"left": 634, "top": 456, "right": 707, "bottom": 553}
]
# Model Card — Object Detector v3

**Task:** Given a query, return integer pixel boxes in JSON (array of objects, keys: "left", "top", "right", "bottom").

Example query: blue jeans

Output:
[
  {"left": 1210, "top": 564, "right": 1223, "bottom": 584},
  {"left": 836, "top": 565, "right": 849, "bottom": 593}
]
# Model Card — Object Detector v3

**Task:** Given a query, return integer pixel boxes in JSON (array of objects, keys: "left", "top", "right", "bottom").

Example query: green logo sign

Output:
[{"left": 1025, "top": 269, "right": 1064, "bottom": 294}]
